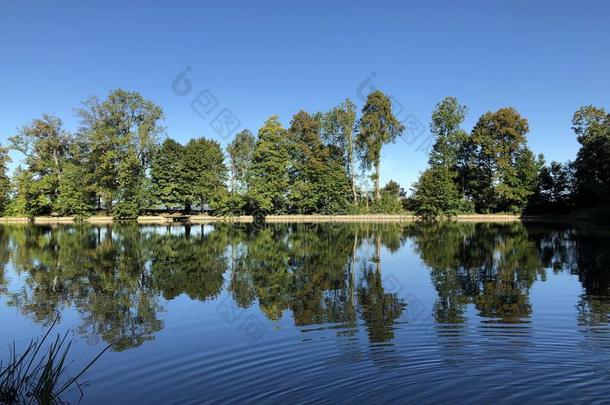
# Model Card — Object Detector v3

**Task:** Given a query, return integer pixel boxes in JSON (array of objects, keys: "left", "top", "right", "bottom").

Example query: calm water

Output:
[{"left": 1, "top": 221, "right": 610, "bottom": 404}]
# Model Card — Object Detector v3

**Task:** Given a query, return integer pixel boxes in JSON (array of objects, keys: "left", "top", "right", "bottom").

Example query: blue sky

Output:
[{"left": 1, "top": 0, "right": 608, "bottom": 189}]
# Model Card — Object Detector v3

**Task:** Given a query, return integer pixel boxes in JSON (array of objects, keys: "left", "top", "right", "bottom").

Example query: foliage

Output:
[
  {"left": 321, "top": 98, "right": 358, "bottom": 204},
  {"left": 429, "top": 97, "right": 469, "bottom": 170},
  {"left": 248, "top": 116, "right": 291, "bottom": 214},
  {"left": 151, "top": 138, "right": 185, "bottom": 209},
  {"left": 54, "top": 163, "right": 92, "bottom": 217},
  {"left": 466, "top": 107, "right": 537, "bottom": 213},
  {"left": 411, "top": 166, "right": 463, "bottom": 219},
  {"left": 181, "top": 138, "right": 229, "bottom": 213},
  {"left": 0, "top": 146, "right": 11, "bottom": 215},
  {"left": 0, "top": 319, "right": 109, "bottom": 405},
  {"left": 77, "top": 89, "right": 164, "bottom": 214},
  {"left": 571, "top": 105, "right": 610, "bottom": 205},
  {"left": 5, "top": 92, "right": 605, "bottom": 218},
  {"left": 9, "top": 115, "right": 72, "bottom": 215},
  {"left": 227, "top": 130, "right": 256, "bottom": 195},
  {"left": 527, "top": 159, "right": 576, "bottom": 213},
  {"left": 286, "top": 111, "right": 351, "bottom": 214},
  {"left": 356, "top": 91, "right": 405, "bottom": 200}
]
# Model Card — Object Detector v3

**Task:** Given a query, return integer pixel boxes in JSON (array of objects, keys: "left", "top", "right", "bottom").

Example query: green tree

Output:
[
  {"left": 429, "top": 97, "right": 468, "bottom": 169},
  {"left": 429, "top": 97, "right": 470, "bottom": 195},
  {"left": 248, "top": 116, "right": 291, "bottom": 214},
  {"left": 227, "top": 129, "right": 256, "bottom": 194},
  {"left": 571, "top": 105, "right": 610, "bottom": 205},
  {"left": 356, "top": 91, "right": 405, "bottom": 201},
  {"left": 151, "top": 138, "right": 185, "bottom": 209},
  {"left": 5, "top": 166, "right": 35, "bottom": 216},
  {"left": 322, "top": 98, "right": 358, "bottom": 205},
  {"left": 382, "top": 180, "right": 405, "bottom": 199},
  {"left": 113, "top": 151, "right": 147, "bottom": 219},
  {"left": 411, "top": 166, "right": 462, "bottom": 219},
  {"left": 528, "top": 159, "right": 575, "bottom": 213},
  {"left": 366, "top": 180, "right": 405, "bottom": 214},
  {"left": 0, "top": 145, "right": 10, "bottom": 215},
  {"left": 9, "top": 114, "right": 71, "bottom": 214},
  {"left": 77, "top": 89, "right": 164, "bottom": 215},
  {"left": 54, "top": 162, "right": 93, "bottom": 216},
  {"left": 287, "top": 110, "right": 350, "bottom": 214},
  {"left": 467, "top": 107, "right": 537, "bottom": 213},
  {"left": 182, "top": 138, "right": 228, "bottom": 213}
]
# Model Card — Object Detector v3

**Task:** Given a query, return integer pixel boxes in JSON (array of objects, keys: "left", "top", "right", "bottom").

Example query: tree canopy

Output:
[{"left": 1, "top": 89, "right": 605, "bottom": 219}]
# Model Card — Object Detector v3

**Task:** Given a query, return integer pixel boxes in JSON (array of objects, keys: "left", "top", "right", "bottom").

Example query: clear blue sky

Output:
[{"left": 1, "top": 0, "right": 608, "bottom": 189}]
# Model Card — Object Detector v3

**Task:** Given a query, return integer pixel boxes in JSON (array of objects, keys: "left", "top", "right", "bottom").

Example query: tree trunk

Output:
[
  {"left": 375, "top": 159, "right": 381, "bottom": 201},
  {"left": 348, "top": 141, "right": 358, "bottom": 205},
  {"left": 351, "top": 168, "right": 358, "bottom": 205}
]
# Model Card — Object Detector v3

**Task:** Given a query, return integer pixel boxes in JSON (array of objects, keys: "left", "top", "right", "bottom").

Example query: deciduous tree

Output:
[{"left": 248, "top": 116, "right": 291, "bottom": 214}]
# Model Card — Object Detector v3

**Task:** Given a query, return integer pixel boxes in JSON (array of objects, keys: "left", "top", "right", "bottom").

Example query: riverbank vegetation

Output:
[
  {"left": 0, "top": 319, "right": 109, "bottom": 405},
  {"left": 0, "top": 90, "right": 607, "bottom": 219}
]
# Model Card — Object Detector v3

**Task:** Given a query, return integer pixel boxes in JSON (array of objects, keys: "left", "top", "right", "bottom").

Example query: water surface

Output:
[{"left": 1, "top": 221, "right": 609, "bottom": 403}]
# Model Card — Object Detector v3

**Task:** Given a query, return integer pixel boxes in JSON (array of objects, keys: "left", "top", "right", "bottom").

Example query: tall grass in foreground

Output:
[{"left": 0, "top": 319, "right": 110, "bottom": 404}]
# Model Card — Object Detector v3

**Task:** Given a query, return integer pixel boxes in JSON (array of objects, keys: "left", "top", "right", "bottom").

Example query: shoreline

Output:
[{"left": 0, "top": 214, "right": 532, "bottom": 224}]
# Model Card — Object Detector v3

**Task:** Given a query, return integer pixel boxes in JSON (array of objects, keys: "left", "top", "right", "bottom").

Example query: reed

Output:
[{"left": 0, "top": 319, "right": 110, "bottom": 405}]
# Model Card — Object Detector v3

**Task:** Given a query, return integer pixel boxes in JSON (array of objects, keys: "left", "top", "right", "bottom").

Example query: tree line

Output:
[
  {"left": 0, "top": 89, "right": 607, "bottom": 219},
  {"left": 411, "top": 98, "right": 610, "bottom": 218}
]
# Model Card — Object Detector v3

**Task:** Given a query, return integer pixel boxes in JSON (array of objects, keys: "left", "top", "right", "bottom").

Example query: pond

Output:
[{"left": 0, "top": 221, "right": 609, "bottom": 403}]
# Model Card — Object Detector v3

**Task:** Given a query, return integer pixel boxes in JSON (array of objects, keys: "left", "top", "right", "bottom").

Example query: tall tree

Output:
[
  {"left": 248, "top": 116, "right": 290, "bottom": 214},
  {"left": 287, "top": 111, "right": 350, "bottom": 214},
  {"left": 429, "top": 97, "right": 470, "bottom": 195},
  {"left": 322, "top": 99, "right": 358, "bottom": 204},
  {"left": 356, "top": 91, "right": 405, "bottom": 201},
  {"left": 429, "top": 97, "right": 468, "bottom": 169},
  {"left": 571, "top": 105, "right": 610, "bottom": 205},
  {"left": 9, "top": 114, "right": 71, "bottom": 214},
  {"left": 182, "top": 138, "right": 228, "bottom": 213},
  {"left": 0, "top": 145, "right": 11, "bottom": 215},
  {"left": 226, "top": 130, "right": 256, "bottom": 194},
  {"left": 151, "top": 138, "right": 185, "bottom": 208},
  {"left": 467, "top": 107, "right": 538, "bottom": 213},
  {"left": 77, "top": 89, "right": 164, "bottom": 216}
]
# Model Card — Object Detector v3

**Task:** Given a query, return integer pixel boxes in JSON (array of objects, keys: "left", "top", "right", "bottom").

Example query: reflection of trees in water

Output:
[
  {"left": 226, "top": 223, "right": 407, "bottom": 342},
  {"left": 412, "top": 222, "right": 545, "bottom": 325},
  {"left": 1, "top": 222, "right": 408, "bottom": 350},
  {"left": 5, "top": 224, "right": 163, "bottom": 351},
  {"left": 530, "top": 224, "right": 610, "bottom": 346},
  {"left": 150, "top": 224, "right": 228, "bottom": 301},
  {"left": 357, "top": 264, "right": 405, "bottom": 343},
  {"left": 5, "top": 220, "right": 609, "bottom": 353},
  {"left": 0, "top": 227, "right": 11, "bottom": 295}
]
